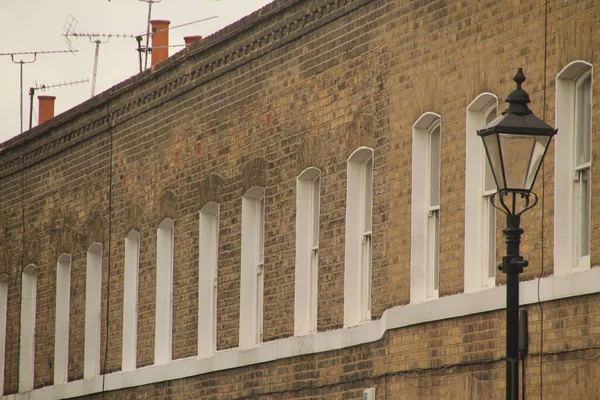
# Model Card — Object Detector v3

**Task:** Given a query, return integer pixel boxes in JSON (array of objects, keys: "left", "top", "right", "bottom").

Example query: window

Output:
[
  {"left": 411, "top": 113, "right": 441, "bottom": 303},
  {"left": 155, "top": 219, "right": 174, "bottom": 365},
  {"left": 19, "top": 265, "right": 37, "bottom": 392},
  {"left": 465, "top": 94, "right": 498, "bottom": 292},
  {"left": 54, "top": 254, "right": 71, "bottom": 384},
  {"left": 344, "top": 148, "right": 373, "bottom": 327},
  {"left": 84, "top": 243, "right": 102, "bottom": 379},
  {"left": 555, "top": 61, "right": 593, "bottom": 274},
  {"left": 240, "top": 187, "right": 265, "bottom": 349},
  {"left": 295, "top": 168, "right": 320, "bottom": 335},
  {"left": 122, "top": 231, "right": 140, "bottom": 371},
  {"left": 0, "top": 274, "right": 8, "bottom": 396},
  {"left": 199, "top": 203, "right": 219, "bottom": 358}
]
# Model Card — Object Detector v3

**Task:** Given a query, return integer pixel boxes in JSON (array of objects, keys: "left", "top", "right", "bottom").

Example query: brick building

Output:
[{"left": 0, "top": 0, "right": 599, "bottom": 398}]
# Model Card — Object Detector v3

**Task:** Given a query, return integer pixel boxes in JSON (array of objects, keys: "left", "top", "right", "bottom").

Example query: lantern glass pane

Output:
[
  {"left": 498, "top": 134, "right": 550, "bottom": 191},
  {"left": 482, "top": 134, "right": 505, "bottom": 190}
]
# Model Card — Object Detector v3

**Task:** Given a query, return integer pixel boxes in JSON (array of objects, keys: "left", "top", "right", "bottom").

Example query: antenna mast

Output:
[
  {"left": 0, "top": 49, "right": 77, "bottom": 134},
  {"left": 28, "top": 78, "right": 89, "bottom": 130},
  {"left": 139, "top": 0, "right": 162, "bottom": 70},
  {"left": 63, "top": 15, "right": 135, "bottom": 97}
]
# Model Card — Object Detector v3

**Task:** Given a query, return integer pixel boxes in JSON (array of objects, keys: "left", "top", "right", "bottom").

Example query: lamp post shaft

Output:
[{"left": 502, "top": 213, "right": 524, "bottom": 400}]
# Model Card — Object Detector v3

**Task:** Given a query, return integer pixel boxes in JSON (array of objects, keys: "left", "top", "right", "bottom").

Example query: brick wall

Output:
[{"left": 0, "top": 0, "right": 599, "bottom": 397}]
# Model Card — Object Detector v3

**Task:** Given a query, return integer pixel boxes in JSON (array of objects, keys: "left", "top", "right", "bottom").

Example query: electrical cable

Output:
[
  {"left": 101, "top": 102, "right": 114, "bottom": 398},
  {"left": 537, "top": 0, "right": 549, "bottom": 397}
]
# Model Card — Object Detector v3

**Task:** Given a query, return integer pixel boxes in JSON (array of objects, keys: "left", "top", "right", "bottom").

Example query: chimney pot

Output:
[
  {"left": 150, "top": 20, "right": 170, "bottom": 66},
  {"left": 184, "top": 35, "right": 203, "bottom": 47},
  {"left": 38, "top": 95, "right": 56, "bottom": 125}
]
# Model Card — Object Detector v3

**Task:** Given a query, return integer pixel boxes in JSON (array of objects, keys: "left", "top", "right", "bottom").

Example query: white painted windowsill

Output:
[{"left": 5, "top": 268, "right": 599, "bottom": 400}]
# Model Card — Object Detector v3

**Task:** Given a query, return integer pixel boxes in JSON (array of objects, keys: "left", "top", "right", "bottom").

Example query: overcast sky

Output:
[{"left": 0, "top": 0, "right": 274, "bottom": 143}]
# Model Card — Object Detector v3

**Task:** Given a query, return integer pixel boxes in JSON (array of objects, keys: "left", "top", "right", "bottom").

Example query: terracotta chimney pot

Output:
[
  {"left": 150, "top": 20, "right": 170, "bottom": 66},
  {"left": 184, "top": 35, "right": 203, "bottom": 47},
  {"left": 38, "top": 95, "right": 56, "bottom": 124}
]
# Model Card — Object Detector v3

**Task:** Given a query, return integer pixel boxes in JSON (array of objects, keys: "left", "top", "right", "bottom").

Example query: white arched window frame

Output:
[
  {"left": 0, "top": 274, "right": 8, "bottom": 396},
  {"left": 155, "top": 219, "right": 174, "bottom": 365},
  {"left": 122, "top": 230, "right": 140, "bottom": 371},
  {"left": 19, "top": 264, "right": 37, "bottom": 392},
  {"left": 198, "top": 202, "right": 219, "bottom": 358},
  {"left": 54, "top": 254, "right": 71, "bottom": 384},
  {"left": 344, "top": 147, "right": 374, "bottom": 327},
  {"left": 240, "top": 187, "right": 265, "bottom": 349},
  {"left": 555, "top": 61, "right": 593, "bottom": 275},
  {"left": 411, "top": 113, "right": 441, "bottom": 303},
  {"left": 84, "top": 243, "right": 102, "bottom": 379},
  {"left": 465, "top": 94, "right": 498, "bottom": 292},
  {"left": 294, "top": 167, "right": 321, "bottom": 335}
]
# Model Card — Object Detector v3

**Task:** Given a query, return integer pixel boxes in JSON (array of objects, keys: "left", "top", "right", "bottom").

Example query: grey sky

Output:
[{"left": 0, "top": 0, "right": 273, "bottom": 143}]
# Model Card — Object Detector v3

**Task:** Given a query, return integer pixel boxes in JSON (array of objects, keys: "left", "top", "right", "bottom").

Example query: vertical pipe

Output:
[
  {"left": 91, "top": 40, "right": 101, "bottom": 97},
  {"left": 136, "top": 36, "right": 143, "bottom": 73},
  {"left": 144, "top": 1, "right": 153, "bottom": 70},
  {"left": 19, "top": 61, "right": 24, "bottom": 133},
  {"left": 28, "top": 88, "right": 34, "bottom": 130}
]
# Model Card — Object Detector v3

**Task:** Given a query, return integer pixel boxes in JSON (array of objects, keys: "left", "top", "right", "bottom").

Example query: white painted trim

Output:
[
  {"left": 344, "top": 147, "right": 374, "bottom": 327},
  {"left": 240, "top": 188, "right": 265, "bottom": 349},
  {"left": 199, "top": 203, "right": 219, "bottom": 359},
  {"left": 122, "top": 231, "right": 140, "bottom": 371},
  {"left": 555, "top": 61, "right": 593, "bottom": 275},
  {"left": 464, "top": 94, "right": 498, "bottom": 293},
  {"left": 0, "top": 274, "right": 8, "bottom": 396},
  {"left": 6, "top": 268, "right": 600, "bottom": 400},
  {"left": 84, "top": 244, "right": 102, "bottom": 379},
  {"left": 295, "top": 168, "right": 321, "bottom": 336},
  {"left": 411, "top": 113, "right": 441, "bottom": 303},
  {"left": 54, "top": 254, "right": 72, "bottom": 385},
  {"left": 19, "top": 265, "right": 37, "bottom": 392},
  {"left": 155, "top": 219, "right": 174, "bottom": 365}
]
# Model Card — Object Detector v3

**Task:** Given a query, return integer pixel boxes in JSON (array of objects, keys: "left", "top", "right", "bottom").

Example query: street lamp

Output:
[{"left": 477, "top": 68, "right": 557, "bottom": 400}]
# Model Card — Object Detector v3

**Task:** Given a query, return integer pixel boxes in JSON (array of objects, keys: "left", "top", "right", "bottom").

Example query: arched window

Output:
[
  {"left": 0, "top": 274, "right": 8, "bottom": 395},
  {"left": 240, "top": 187, "right": 265, "bottom": 348},
  {"left": 54, "top": 254, "right": 71, "bottom": 384},
  {"left": 155, "top": 219, "right": 174, "bottom": 365},
  {"left": 344, "top": 148, "right": 373, "bottom": 327},
  {"left": 198, "top": 203, "right": 219, "bottom": 358},
  {"left": 295, "top": 167, "right": 321, "bottom": 335},
  {"left": 19, "top": 264, "right": 37, "bottom": 392},
  {"left": 555, "top": 61, "right": 593, "bottom": 274},
  {"left": 122, "top": 230, "right": 140, "bottom": 371},
  {"left": 84, "top": 243, "right": 102, "bottom": 379},
  {"left": 465, "top": 94, "right": 498, "bottom": 292},
  {"left": 411, "top": 113, "right": 441, "bottom": 303}
]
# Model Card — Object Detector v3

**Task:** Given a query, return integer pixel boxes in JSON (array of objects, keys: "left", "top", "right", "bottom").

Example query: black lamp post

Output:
[{"left": 477, "top": 68, "right": 557, "bottom": 400}]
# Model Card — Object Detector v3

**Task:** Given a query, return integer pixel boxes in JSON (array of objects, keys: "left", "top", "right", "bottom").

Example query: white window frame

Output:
[
  {"left": 465, "top": 94, "right": 499, "bottom": 292},
  {"left": 54, "top": 254, "right": 71, "bottom": 384},
  {"left": 0, "top": 274, "right": 8, "bottom": 396},
  {"left": 240, "top": 187, "right": 265, "bottom": 349},
  {"left": 294, "top": 168, "right": 321, "bottom": 336},
  {"left": 122, "top": 230, "right": 140, "bottom": 371},
  {"left": 155, "top": 219, "right": 174, "bottom": 365},
  {"left": 411, "top": 113, "right": 441, "bottom": 303},
  {"left": 19, "top": 264, "right": 37, "bottom": 392},
  {"left": 555, "top": 61, "right": 593, "bottom": 275},
  {"left": 344, "top": 147, "right": 374, "bottom": 327},
  {"left": 84, "top": 243, "right": 102, "bottom": 379},
  {"left": 198, "top": 203, "right": 219, "bottom": 358}
]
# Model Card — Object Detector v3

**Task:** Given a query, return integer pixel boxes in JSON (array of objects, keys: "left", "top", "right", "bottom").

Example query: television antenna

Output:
[
  {"left": 28, "top": 78, "right": 89, "bottom": 130},
  {"left": 63, "top": 15, "right": 136, "bottom": 96},
  {"left": 139, "top": 0, "right": 162, "bottom": 71},
  {"left": 0, "top": 49, "right": 77, "bottom": 134}
]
